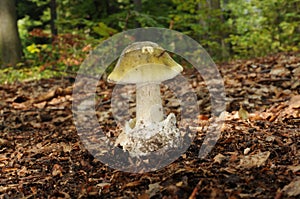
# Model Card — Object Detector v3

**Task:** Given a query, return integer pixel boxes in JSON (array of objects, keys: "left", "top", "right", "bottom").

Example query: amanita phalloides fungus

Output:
[{"left": 108, "top": 41, "right": 183, "bottom": 156}]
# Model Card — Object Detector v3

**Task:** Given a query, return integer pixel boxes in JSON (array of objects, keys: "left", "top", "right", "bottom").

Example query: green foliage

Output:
[
  {"left": 4, "top": 0, "right": 298, "bottom": 83},
  {"left": 0, "top": 65, "right": 64, "bottom": 84},
  {"left": 225, "top": 0, "right": 300, "bottom": 58},
  {"left": 170, "top": 0, "right": 231, "bottom": 60},
  {"left": 93, "top": 22, "right": 118, "bottom": 38}
]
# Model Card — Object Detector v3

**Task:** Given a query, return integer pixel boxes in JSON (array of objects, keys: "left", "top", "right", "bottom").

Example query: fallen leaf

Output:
[
  {"left": 62, "top": 143, "right": 73, "bottom": 153},
  {"left": 270, "top": 65, "right": 290, "bottom": 76},
  {"left": 52, "top": 164, "right": 63, "bottom": 177},
  {"left": 52, "top": 115, "right": 72, "bottom": 125},
  {"left": 166, "top": 98, "right": 180, "bottom": 107},
  {"left": 146, "top": 182, "right": 160, "bottom": 197},
  {"left": 34, "top": 88, "right": 57, "bottom": 103},
  {"left": 176, "top": 181, "right": 183, "bottom": 187},
  {"left": 198, "top": 114, "right": 209, "bottom": 120},
  {"left": 0, "top": 138, "right": 11, "bottom": 147},
  {"left": 243, "top": 147, "right": 251, "bottom": 155},
  {"left": 265, "top": 135, "right": 275, "bottom": 142},
  {"left": 11, "top": 102, "right": 28, "bottom": 110},
  {"left": 292, "top": 67, "right": 300, "bottom": 77},
  {"left": 288, "top": 95, "right": 300, "bottom": 109},
  {"left": 248, "top": 112, "right": 263, "bottom": 120},
  {"left": 96, "top": 182, "right": 111, "bottom": 189},
  {"left": 138, "top": 193, "right": 150, "bottom": 199},
  {"left": 287, "top": 165, "right": 300, "bottom": 173},
  {"left": 238, "top": 106, "right": 249, "bottom": 120},
  {"left": 30, "top": 186, "right": 37, "bottom": 194},
  {"left": 123, "top": 180, "right": 141, "bottom": 188},
  {"left": 229, "top": 152, "right": 239, "bottom": 162},
  {"left": 2, "top": 167, "right": 18, "bottom": 172},
  {"left": 213, "top": 153, "right": 226, "bottom": 164},
  {"left": 239, "top": 151, "right": 270, "bottom": 168},
  {"left": 282, "top": 177, "right": 300, "bottom": 197},
  {"left": 33, "top": 101, "right": 47, "bottom": 109}
]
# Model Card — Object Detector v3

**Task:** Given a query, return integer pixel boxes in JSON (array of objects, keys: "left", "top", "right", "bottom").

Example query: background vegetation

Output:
[{"left": 0, "top": 0, "right": 299, "bottom": 83}]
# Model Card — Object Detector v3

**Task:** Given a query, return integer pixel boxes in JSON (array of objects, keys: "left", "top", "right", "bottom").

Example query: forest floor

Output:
[{"left": 0, "top": 52, "right": 299, "bottom": 199}]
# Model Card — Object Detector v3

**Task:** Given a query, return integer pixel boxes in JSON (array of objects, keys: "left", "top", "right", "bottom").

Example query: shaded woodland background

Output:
[{"left": 0, "top": 0, "right": 299, "bottom": 82}]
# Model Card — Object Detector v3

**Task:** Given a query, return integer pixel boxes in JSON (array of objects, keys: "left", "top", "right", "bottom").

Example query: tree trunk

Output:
[
  {"left": 0, "top": 0, "right": 22, "bottom": 67},
  {"left": 133, "top": 0, "right": 142, "bottom": 28},
  {"left": 50, "top": 0, "right": 58, "bottom": 41},
  {"left": 209, "top": 0, "right": 230, "bottom": 59},
  {"left": 210, "top": 0, "right": 220, "bottom": 9},
  {"left": 133, "top": 0, "right": 142, "bottom": 12},
  {"left": 197, "top": 0, "right": 208, "bottom": 41}
]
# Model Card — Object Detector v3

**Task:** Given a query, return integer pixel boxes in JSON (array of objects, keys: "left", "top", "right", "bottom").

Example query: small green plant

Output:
[
  {"left": 0, "top": 65, "right": 64, "bottom": 84},
  {"left": 1, "top": 27, "right": 102, "bottom": 84}
]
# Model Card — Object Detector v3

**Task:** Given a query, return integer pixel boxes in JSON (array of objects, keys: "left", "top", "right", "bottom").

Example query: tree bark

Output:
[
  {"left": 0, "top": 0, "right": 22, "bottom": 67},
  {"left": 209, "top": 0, "right": 230, "bottom": 59},
  {"left": 133, "top": 0, "right": 142, "bottom": 28},
  {"left": 133, "top": 0, "right": 142, "bottom": 12},
  {"left": 50, "top": 0, "right": 58, "bottom": 41}
]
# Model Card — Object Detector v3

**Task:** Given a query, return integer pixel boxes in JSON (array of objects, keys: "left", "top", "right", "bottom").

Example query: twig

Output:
[
  {"left": 258, "top": 78, "right": 290, "bottom": 83},
  {"left": 189, "top": 179, "right": 203, "bottom": 199}
]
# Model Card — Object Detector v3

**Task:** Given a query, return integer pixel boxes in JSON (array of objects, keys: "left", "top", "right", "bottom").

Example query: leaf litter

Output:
[{"left": 0, "top": 52, "right": 299, "bottom": 198}]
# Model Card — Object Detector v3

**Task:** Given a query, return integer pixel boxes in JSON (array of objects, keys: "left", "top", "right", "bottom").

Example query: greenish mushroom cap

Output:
[{"left": 108, "top": 41, "right": 183, "bottom": 84}]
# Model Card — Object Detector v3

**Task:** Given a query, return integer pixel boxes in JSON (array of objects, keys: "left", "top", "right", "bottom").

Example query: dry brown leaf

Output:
[
  {"left": 0, "top": 155, "right": 9, "bottom": 162},
  {"left": 52, "top": 164, "right": 63, "bottom": 177},
  {"left": 176, "top": 181, "right": 183, "bottom": 187},
  {"left": 146, "top": 182, "right": 160, "bottom": 197},
  {"left": 243, "top": 147, "right": 251, "bottom": 155},
  {"left": 30, "top": 186, "right": 38, "bottom": 194},
  {"left": 34, "top": 88, "right": 57, "bottom": 103},
  {"left": 96, "top": 182, "right": 111, "bottom": 188},
  {"left": 33, "top": 101, "right": 47, "bottom": 109},
  {"left": 213, "top": 153, "right": 226, "bottom": 164},
  {"left": 282, "top": 177, "right": 300, "bottom": 197},
  {"left": 288, "top": 95, "right": 300, "bottom": 109},
  {"left": 0, "top": 138, "right": 11, "bottom": 147},
  {"left": 52, "top": 115, "right": 72, "bottom": 124},
  {"left": 239, "top": 151, "right": 270, "bottom": 169},
  {"left": 287, "top": 165, "right": 300, "bottom": 173},
  {"left": 62, "top": 142, "right": 73, "bottom": 153},
  {"left": 138, "top": 193, "right": 150, "bottom": 199},
  {"left": 123, "top": 180, "right": 141, "bottom": 188},
  {"left": 292, "top": 67, "right": 300, "bottom": 77},
  {"left": 48, "top": 96, "right": 68, "bottom": 105},
  {"left": 291, "top": 80, "right": 300, "bottom": 89},
  {"left": 11, "top": 102, "right": 28, "bottom": 110},
  {"left": 29, "top": 122, "right": 42, "bottom": 129},
  {"left": 270, "top": 65, "right": 290, "bottom": 76},
  {"left": 2, "top": 167, "right": 18, "bottom": 172},
  {"left": 166, "top": 98, "right": 180, "bottom": 107}
]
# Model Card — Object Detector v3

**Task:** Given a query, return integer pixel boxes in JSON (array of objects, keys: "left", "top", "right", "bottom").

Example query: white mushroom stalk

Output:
[
  {"left": 108, "top": 41, "right": 183, "bottom": 156},
  {"left": 136, "top": 83, "right": 163, "bottom": 125}
]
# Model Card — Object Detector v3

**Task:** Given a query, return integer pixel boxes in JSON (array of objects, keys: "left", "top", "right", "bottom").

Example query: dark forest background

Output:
[{"left": 0, "top": 0, "right": 299, "bottom": 82}]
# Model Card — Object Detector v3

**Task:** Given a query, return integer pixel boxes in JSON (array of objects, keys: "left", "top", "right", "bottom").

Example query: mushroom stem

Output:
[{"left": 136, "top": 83, "right": 163, "bottom": 125}]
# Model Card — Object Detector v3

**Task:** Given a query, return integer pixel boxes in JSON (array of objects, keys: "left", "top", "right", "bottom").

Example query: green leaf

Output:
[{"left": 92, "top": 22, "right": 118, "bottom": 37}]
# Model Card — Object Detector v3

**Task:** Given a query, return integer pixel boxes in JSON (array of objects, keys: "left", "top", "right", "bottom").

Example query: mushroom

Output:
[{"left": 108, "top": 41, "right": 183, "bottom": 156}]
